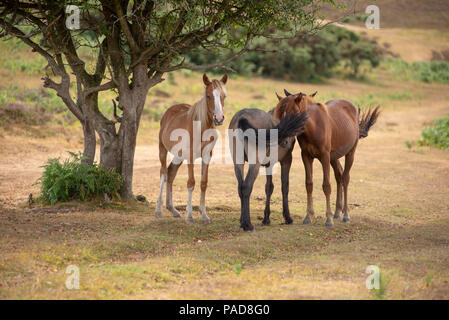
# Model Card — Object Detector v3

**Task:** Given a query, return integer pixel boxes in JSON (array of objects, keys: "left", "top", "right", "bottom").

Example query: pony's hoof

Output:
[
  {"left": 333, "top": 213, "right": 341, "bottom": 219},
  {"left": 155, "top": 209, "right": 162, "bottom": 218},
  {"left": 342, "top": 217, "right": 350, "bottom": 223},
  {"left": 303, "top": 217, "right": 312, "bottom": 225},
  {"left": 185, "top": 216, "right": 194, "bottom": 223},
  {"left": 167, "top": 206, "right": 181, "bottom": 218},
  {"left": 284, "top": 217, "right": 293, "bottom": 225},
  {"left": 202, "top": 218, "right": 211, "bottom": 224},
  {"left": 241, "top": 224, "right": 254, "bottom": 232},
  {"left": 325, "top": 219, "right": 334, "bottom": 228},
  {"left": 262, "top": 219, "right": 270, "bottom": 226}
]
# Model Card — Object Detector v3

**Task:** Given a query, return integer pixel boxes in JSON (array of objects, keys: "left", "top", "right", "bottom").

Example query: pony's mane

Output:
[
  {"left": 274, "top": 94, "right": 326, "bottom": 119},
  {"left": 188, "top": 96, "right": 211, "bottom": 126}
]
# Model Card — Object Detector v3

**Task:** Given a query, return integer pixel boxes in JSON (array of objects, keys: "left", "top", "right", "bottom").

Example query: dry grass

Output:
[{"left": 1, "top": 69, "right": 449, "bottom": 299}]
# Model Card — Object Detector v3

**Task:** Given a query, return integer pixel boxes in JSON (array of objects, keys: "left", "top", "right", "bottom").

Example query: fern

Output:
[{"left": 35, "top": 152, "right": 122, "bottom": 205}]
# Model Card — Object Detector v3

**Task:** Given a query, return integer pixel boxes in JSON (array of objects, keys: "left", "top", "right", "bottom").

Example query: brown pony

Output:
[
  {"left": 155, "top": 73, "right": 228, "bottom": 223},
  {"left": 274, "top": 90, "right": 380, "bottom": 227}
]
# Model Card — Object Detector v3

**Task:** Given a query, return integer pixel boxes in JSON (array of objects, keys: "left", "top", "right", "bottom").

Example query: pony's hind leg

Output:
[
  {"left": 155, "top": 142, "right": 168, "bottom": 218},
  {"left": 199, "top": 161, "right": 211, "bottom": 224},
  {"left": 166, "top": 161, "right": 182, "bottom": 217},
  {"left": 185, "top": 163, "right": 195, "bottom": 223},
  {"left": 342, "top": 150, "right": 355, "bottom": 223},
  {"left": 240, "top": 163, "right": 260, "bottom": 231},
  {"left": 263, "top": 172, "right": 274, "bottom": 225},
  {"left": 331, "top": 159, "right": 343, "bottom": 220},
  {"left": 301, "top": 151, "right": 315, "bottom": 225},
  {"left": 319, "top": 152, "right": 334, "bottom": 228},
  {"left": 280, "top": 152, "right": 293, "bottom": 224},
  {"left": 233, "top": 163, "right": 245, "bottom": 226}
]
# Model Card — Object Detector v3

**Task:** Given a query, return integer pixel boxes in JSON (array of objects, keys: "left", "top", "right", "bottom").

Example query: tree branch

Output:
[{"left": 84, "top": 81, "right": 116, "bottom": 97}]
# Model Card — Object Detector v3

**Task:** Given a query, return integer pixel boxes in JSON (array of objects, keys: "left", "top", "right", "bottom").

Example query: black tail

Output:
[
  {"left": 359, "top": 106, "right": 380, "bottom": 139},
  {"left": 237, "top": 112, "right": 308, "bottom": 142},
  {"left": 274, "top": 112, "right": 308, "bottom": 140}
]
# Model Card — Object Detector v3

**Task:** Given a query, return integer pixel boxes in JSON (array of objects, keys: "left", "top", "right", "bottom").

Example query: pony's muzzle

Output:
[{"left": 213, "top": 114, "right": 224, "bottom": 126}]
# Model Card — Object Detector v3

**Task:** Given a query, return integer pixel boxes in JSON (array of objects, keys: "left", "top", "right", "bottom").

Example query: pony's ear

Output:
[
  {"left": 220, "top": 74, "right": 228, "bottom": 84},
  {"left": 203, "top": 73, "right": 211, "bottom": 86},
  {"left": 275, "top": 92, "right": 283, "bottom": 101},
  {"left": 284, "top": 89, "right": 292, "bottom": 96},
  {"left": 294, "top": 94, "right": 303, "bottom": 104},
  {"left": 311, "top": 91, "right": 318, "bottom": 98}
]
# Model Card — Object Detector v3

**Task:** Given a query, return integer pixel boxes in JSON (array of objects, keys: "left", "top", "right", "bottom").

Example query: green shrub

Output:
[
  {"left": 383, "top": 58, "right": 449, "bottom": 84},
  {"left": 419, "top": 114, "right": 449, "bottom": 150},
  {"left": 36, "top": 152, "right": 122, "bottom": 205},
  {"left": 186, "top": 24, "right": 380, "bottom": 81}
]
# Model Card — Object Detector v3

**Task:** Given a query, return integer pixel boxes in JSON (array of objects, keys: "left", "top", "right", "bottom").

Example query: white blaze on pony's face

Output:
[
  {"left": 213, "top": 88, "right": 224, "bottom": 124},
  {"left": 203, "top": 73, "right": 228, "bottom": 126}
]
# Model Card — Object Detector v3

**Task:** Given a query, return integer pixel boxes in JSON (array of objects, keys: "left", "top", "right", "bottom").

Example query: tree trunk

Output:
[
  {"left": 118, "top": 123, "right": 137, "bottom": 199},
  {"left": 98, "top": 121, "right": 120, "bottom": 171},
  {"left": 81, "top": 118, "right": 96, "bottom": 165},
  {"left": 117, "top": 93, "right": 141, "bottom": 199},
  {"left": 82, "top": 94, "right": 120, "bottom": 172}
]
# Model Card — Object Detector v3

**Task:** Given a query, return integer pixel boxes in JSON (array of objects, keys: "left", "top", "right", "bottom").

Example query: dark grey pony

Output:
[{"left": 228, "top": 108, "right": 308, "bottom": 231}]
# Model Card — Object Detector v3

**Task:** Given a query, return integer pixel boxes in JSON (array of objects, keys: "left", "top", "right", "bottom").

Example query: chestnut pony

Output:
[
  {"left": 274, "top": 90, "right": 380, "bottom": 227},
  {"left": 155, "top": 74, "right": 228, "bottom": 223}
]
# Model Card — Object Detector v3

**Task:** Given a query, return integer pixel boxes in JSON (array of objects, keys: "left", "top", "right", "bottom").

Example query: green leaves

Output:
[
  {"left": 186, "top": 24, "right": 380, "bottom": 82},
  {"left": 36, "top": 152, "right": 122, "bottom": 205}
]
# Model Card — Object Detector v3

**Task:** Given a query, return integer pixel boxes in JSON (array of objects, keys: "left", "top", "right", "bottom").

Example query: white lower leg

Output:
[
  {"left": 155, "top": 175, "right": 165, "bottom": 217},
  {"left": 200, "top": 191, "right": 210, "bottom": 223},
  {"left": 186, "top": 187, "right": 194, "bottom": 222},
  {"left": 166, "top": 185, "right": 181, "bottom": 217}
]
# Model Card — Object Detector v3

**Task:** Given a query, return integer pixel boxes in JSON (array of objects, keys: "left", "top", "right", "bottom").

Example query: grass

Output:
[
  {"left": 419, "top": 114, "right": 449, "bottom": 150},
  {"left": 370, "top": 270, "right": 392, "bottom": 300}
]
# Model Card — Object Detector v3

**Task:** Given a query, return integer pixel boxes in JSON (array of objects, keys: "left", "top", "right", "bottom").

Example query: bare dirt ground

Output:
[{"left": 1, "top": 73, "right": 449, "bottom": 299}]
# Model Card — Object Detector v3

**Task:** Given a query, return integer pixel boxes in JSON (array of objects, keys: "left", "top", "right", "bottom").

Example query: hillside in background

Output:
[
  {"left": 319, "top": 0, "right": 449, "bottom": 62},
  {"left": 323, "top": 0, "right": 449, "bottom": 29}
]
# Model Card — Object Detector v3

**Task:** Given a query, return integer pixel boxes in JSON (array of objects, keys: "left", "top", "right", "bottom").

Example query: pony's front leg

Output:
[
  {"left": 155, "top": 143, "right": 168, "bottom": 218},
  {"left": 186, "top": 163, "right": 195, "bottom": 223},
  {"left": 280, "top": 152, "right": 293, "bottom": 224},
  {"left": 199, "top": 161, "right": 211, "bottom": 224}
]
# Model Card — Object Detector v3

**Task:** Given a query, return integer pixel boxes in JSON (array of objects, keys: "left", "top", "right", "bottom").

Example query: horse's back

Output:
[
  {"left": 229, "top": 108, "right": 274, "bottom": 130},
  {"left": 160, "top": 104, "right": 190, "bottom": 127},
  {"left": 326, "top": 99, "right": 358, "bottom": 121},
  {"left": 159, "top": 103, "right": 191, "bottom": 151}
]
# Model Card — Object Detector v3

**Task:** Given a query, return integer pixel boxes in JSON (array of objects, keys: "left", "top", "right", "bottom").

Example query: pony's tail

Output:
[
  {"left": 237, "top": 112, "right": 308, "bottom": 143},
  {"left": 358, "top": 106, "right": 380, "bottom": 139},
  {"left": 238, "top": 118, "right": 259, "bottom": 136}
]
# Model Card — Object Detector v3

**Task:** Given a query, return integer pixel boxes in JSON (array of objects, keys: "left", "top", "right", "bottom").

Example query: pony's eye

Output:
[{"left": 206, "top": 95, "right": 211, "bottom": 100}]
